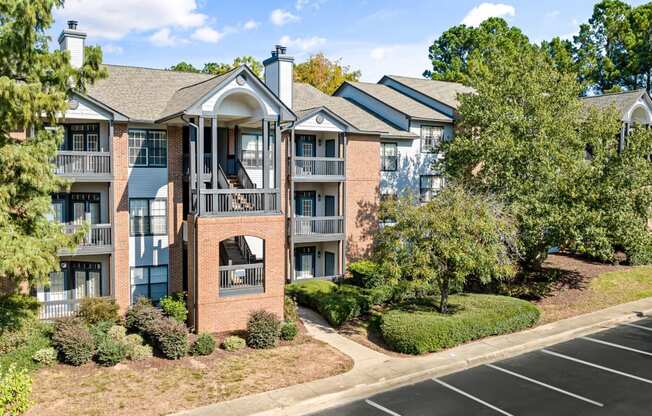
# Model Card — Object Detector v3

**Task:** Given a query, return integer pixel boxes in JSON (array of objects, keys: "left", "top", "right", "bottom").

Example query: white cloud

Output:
[
  {"left": 243, "top": 20, "right": 259, "bottom": 30},
  {"left": 191, "top": 26, "right": 223, "bottom": 43},
  {"left": 295, "top": 0, "right": 309, "bottom": 10},
  {"left": 55, "top": 0, "right": 207, "bottom": 40},
  {"left": 461, "top": 3, "right": 515, "bottom": 27},
  {"left": 102, "top": 44, "right": 123, "bottom": 54},
  {"left": 270, "top": 9, "right": 300, "bottom": 26},
  {"left": 148, "top": 28, "right": 182, "bottom": 47},
  {"left": 280, "top": 35, "right": 326, "bottom": 52},
  {"left": 295, "top": 0, "right": 326, "bottom": 10}
]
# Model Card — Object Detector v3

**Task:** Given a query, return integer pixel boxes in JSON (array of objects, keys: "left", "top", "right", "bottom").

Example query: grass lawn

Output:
[
  {"left": 26, "top": 334, "right": 352, "bottom": 416},
  {"left": 536, "top": 255, "right": 652, "bottom": 324}
]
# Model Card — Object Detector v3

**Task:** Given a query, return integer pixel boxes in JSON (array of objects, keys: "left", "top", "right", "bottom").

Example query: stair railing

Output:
[
  {"left": 216, "top": 164, "right": 230, "bottom": 189},
  {"left": 236, "top": 159, "right": 256, "bottom": 189},
  {"left": 235, "top": 235, "right": 256, "bottom": 263}
]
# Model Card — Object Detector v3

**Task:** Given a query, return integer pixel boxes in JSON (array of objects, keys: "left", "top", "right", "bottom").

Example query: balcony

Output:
[
  {"left": 59, "top": 223, "right": 112, "bottom": 255},
  {"left": 292, "top": 157, "right": 345, "bottom": 182},
  {"left": 196, "top": 189, "right": 279, "bottom": 216},
  {"left": 219, "top": 263, "right": 264, "bottom": 297},
  {"left": 293, "top": 216, "right": 344, "bottom": 242},
  {"left": 39, "top": 298, "right": 82, "bottom": 320},
  {"left": 55, "top": 151, "right": 112, "bottom": 181}
]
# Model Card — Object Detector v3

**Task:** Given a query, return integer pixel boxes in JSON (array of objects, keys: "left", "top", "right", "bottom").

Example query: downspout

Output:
[{"left": 182, "top": 115, "right": 200, "bottom": 332}]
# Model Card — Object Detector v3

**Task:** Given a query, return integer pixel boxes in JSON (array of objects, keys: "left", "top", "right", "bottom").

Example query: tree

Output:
[
  {"left": 294, "top": 53, "right": 361, "bottom": 94},
  {"left": 540, "top": 37, "right": 577, "bottom": 76},
  {"left": 171, "top": 56, "right": 263, "bottom": 78},
  {"left": 0, "top": 0, "right": 106, "bottom": 289},
  {"left": 423, "top": 18, "right": 531, "bottom": 85},
  {"left": 627, "top": 3, "right": 652, "bottom": 93},
  {"left": 375, "top": 186, "right": 518, "bottom": 313}
]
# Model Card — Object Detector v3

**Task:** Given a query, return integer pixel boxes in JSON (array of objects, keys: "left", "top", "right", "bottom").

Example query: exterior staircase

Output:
[{"left": 225, "top": 175, "right": 254, "bottom": 211}]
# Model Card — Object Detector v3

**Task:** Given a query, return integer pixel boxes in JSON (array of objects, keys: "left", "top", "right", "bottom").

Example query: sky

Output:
[{"left": 51, "top": 0, "right": 649, "bottom": 82}]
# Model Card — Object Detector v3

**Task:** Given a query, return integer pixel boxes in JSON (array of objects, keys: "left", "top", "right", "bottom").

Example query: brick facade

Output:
[
  {"left": 111, "top": 122, "right": 131, "bottom": 311},
  {"left": 167, "top": 125, "right": 185, "bottom": 294}
]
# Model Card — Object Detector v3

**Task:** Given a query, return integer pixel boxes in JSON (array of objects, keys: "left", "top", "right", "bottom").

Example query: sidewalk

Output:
[{"left": 175, "top": 296, "right": 652, "bottom": 416}]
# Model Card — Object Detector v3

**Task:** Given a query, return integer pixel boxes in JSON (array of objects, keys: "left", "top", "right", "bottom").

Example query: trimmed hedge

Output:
[
  {"left": 125, "top": 298, "right": 164, "bottom": 333},
  {"left": 78, "top": 297, "right": 120, "bottom": 325},
  {"left": 286, "top": 280, "right": 393, "bottom": 327},
  {"left": 246, "top": 310, "right": 281, "bottom": 349},
  {"left": 144, "top": 317, "right": 188, "bottom": 359},
  {"left": 191, "top": 333, "right": 216, "bottom": 356},
  {"left": 280, "top": 321, "right": 298, "bottom": 341},
  {"left": 380, "top": 294, "right": 540, "bottom": 355}
]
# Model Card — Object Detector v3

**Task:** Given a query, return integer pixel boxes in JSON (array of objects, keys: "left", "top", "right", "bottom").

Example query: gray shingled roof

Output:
[
  {"left": 86, "top": 64, "right": 214, "bottom": 122},
  {"left": 293, "top": 83, "right": 416, "bottom": 138},
  {"left": 342, "top": 81, "right": 452, "bottom": 122},
  {"left": 383, "top": 75, "right": 474, "bottom": 109},
  {"left": 580, "top": 89, "right": 648, "bottom": 120}
]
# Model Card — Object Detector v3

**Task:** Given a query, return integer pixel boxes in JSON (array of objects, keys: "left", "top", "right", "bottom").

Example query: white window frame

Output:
[{"left": 420, "top": 125, "right": 444, "bottom": 153}]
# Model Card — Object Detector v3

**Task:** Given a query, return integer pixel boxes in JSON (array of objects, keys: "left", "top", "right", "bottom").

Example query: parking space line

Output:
[
  {"left": 486, "top": 364, "right": 604, "bottom": 407},
  {"left": 623, "top": 323, "right": 652, "bottom": 332},
  {"left": 580, "top": 336, "right": 652, "bottom": 357},
  {"left": 431, "top": 378, "right": 515, "bottom": 416},
  {"left": 365, "top": 399, "right": 402, "bottom": 416},
  {"left": 541, "top": 349, "right": 652, "bottom": 384}
]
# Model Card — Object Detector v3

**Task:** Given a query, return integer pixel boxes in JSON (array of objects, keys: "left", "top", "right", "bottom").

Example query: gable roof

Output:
[
  {"left": 293, "top": 83, "right": 417, "bottom": 139},
  {"left": 381, "top": 75, "right": 474, "bottom": 109},
  {"left": 336, "top": 81, "right": 453, "bottom": 122},
  {"left": 580, "top": 89, "right": 651, "bottom": 121}
]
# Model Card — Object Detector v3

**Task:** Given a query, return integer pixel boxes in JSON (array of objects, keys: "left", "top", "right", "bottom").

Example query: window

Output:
[
  {"left": 421, "top": 126, "right": 443, "bottom": 153},
  {"left": 131, "top": 265, "right": 168, "bottom": 304},
  {"left": 420, "top": 175, "right": 443, "bottom": 202},
  {"left": 129, "top": 198, "right": 167, "bottom": 236},
  {"left": 65, "top": 124, "right": 100, "bottom": 151},
  {"left": 241, "top": 133, "right": 263, "bottom": 167},
  {"left": 381, "top": 143, "right": 398, "bottom": 171},
  {"left": 128, "top": 130, "right": 167, "bottom": 167}
]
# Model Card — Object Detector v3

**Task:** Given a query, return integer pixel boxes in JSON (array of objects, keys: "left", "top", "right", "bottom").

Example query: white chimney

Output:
[
  {"left": 263, "top": 45, "right": 294, "bottom": 109},
  {"left": 58, "top": 20, "right": 86, "bottom": 68}
]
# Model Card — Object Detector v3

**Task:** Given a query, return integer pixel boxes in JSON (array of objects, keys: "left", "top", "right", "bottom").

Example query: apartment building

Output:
[{"left": 35, "top": 21, "right": 652, "bottom": 332}]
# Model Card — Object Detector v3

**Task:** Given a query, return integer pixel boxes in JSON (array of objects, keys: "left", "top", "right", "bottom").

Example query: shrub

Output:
[
  {"left": 0, "top": 318, "right": 39, "bottom": 355},
  {"left": 51, "top": 317, "right": 94, "bottom": 366},
  {"left": 379, "top": 294, "right": 540, "bottom": 355},
  {"left": 125, "top": 333, "right": 144, "bottom": 347},
  {"left": 284, "top": 296, "right": 299, "bottom": 322},
  {"left": 190, "top": 333, "right": 216, "bottom": 356},
  {"left": 246, "top": 310, "right": 281, "bottom": 349},
  {"left": 89, "top": 320, "right": 114, "bottom": 345},
  {"left": 145, "top": 317, "right": 188, "bottom": 359},
  {"left": 32, "top": 347, "right": 57, "bottom": 367},
  {"left": 107, "top": 325, "right": 127, "bottom": 342},
  {"left": 280, "top": 321, "right": 298, "bottom": 341},
  {"left": 159, "top": 293, "right": 188, "bottom": 323},
  {"left": 125, "top": 298, "right": 163, "bottom": 333},
  {"left": 348, "top": 260, "right": 383, "bottom": 288},
  {"left": 0, "top": 321, "right": 52, "bottom": 373},
  {"left": 127, "top": 344, "right": 153, "bottom": 361},
  {"left": 286, "top": 280, "right": 337, "bottom": 311},
  {"left": 0, "top": 294, "right": 39, "bottom": 334},
  {"left": 94, "top": 337, "right": 126, "bottom": 367},
  {"left": 78, "top": 297, "right": 120, "bottom": 325},
  {"left": 0, "top": 364, "right": 31, "bottom": 415},
  {"left": 222, "top": 336, "right": 246, "bottom": 351}
]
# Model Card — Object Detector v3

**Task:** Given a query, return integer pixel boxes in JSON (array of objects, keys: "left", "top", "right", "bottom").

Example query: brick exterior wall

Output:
[
  {"left": 345, "top": 134, "right": 380, "bottom": 260},
  {"left": 167, "top": 126, "right": 184, "bottom": 294},
  {"left": 111, "top": 123, "right": 130, "bottom": 311}
]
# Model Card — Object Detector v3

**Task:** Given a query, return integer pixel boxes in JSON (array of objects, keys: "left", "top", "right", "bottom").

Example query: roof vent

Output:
[{"left": 272, "top": 45, "right": 287, "bottom": 57}]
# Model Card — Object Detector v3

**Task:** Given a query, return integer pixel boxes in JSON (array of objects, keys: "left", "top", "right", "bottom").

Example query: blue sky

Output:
[{"left": 51, "top": 0, "right": 648, "bottom": 82}]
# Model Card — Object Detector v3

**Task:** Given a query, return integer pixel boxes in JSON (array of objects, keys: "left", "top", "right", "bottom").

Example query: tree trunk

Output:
[{"left": 439, "top": 278, "right": 449, "bottom": 314}]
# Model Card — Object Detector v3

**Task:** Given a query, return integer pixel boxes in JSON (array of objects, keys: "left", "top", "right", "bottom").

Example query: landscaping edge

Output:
[{"left": 174, "top": 295, "right": 652, "bottom": 416}]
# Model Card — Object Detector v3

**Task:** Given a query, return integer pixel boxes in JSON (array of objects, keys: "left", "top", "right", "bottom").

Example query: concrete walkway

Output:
[{"left": 175, "top": 296, "right": 652, "bottom": 416}]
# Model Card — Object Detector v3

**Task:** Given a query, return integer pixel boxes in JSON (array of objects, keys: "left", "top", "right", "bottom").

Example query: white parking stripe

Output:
[
  {"left": 365, "top": 399, "right": 402, "bottom": 416},
  {"left": 580, "top": 336, "right": 652, "bottom": 357},
  {"left": 623, "top": 323, "right": 652, "bottom": 332},
  {"left": 486, "top": 364, "right": 604, "bottom": 407},
  {"left": 431, "top": 378, "right": 515, "bottom": 416},
  {"left": 541, "top": 349, "right": 652, "bottom": 384}
]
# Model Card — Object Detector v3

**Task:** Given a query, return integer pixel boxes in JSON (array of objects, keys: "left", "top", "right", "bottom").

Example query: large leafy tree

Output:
[
  {"left": 170, "top": 56, "right": 263, "bottom": 78},
  {"left": 375, "top": 186, "right": 518, "bottom": 312},
  {"left": 294, "top": 53, "right": 361, "bottom": 94},
  {"left": 0, "top": 0, "right": 106, "bottom": 289}
]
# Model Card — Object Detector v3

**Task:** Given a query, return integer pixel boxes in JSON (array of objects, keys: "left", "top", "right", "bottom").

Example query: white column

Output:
[
  {"left": 197, "top": 117, "right": 204, "bottom": 215},
  {"left": 289, "top": 128, "right": 296, "bottom": 282},
  {"left": 211, "top": 116, "right": 218, "bottom": 189}
]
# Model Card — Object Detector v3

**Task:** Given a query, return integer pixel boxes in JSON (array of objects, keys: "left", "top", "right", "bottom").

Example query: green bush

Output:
[
  {"left": 280, "top": 321, "right": 298, "bottom": 341},
  {"left": 107, "top": 325, "right": 127, "bottom": 342},
  {"left": 0, "top": 364, "right": 31, "bottom": 415},
  {"left": 125, "top": 333, "right": 144, "bottom": 348},
  {"left": 144, "top": 317, "right": 188, "bottom": 359},
  {"left": 51, "top": 317, "right": 94, "bottom": 366},
  {"left": 380, "top": 294, "right": 540, "bottom": 355},
  {"left": 284, "top": 296, "right": 299, "bottom": 322},
  {"left": 190, "top": 333, "right": 216, "bottom": 356},
  {"left": 286, "top": 280, "right": 337, "bottom": 310},
  {"left": 127, "top": 344, "right": 153, "bottom": 361},
  {"left": 94, "top": 337, "right": 126, "bottom": 367},
  {"left": 159, "top": 293, "right": 188, "bottom": 323},
  {"left": 246, "top": 310, "right": 281, "bottom": 349},
  {"left": 78, "top": 297, "right": 120, "bottom": 325},
  {"left": 89, "top": 320, "right": 114, "bottom": 345},
  {"left": 390, "top": 280, "right": 439, "bottom": 304},
  {"left": 0, "top": 321, "right": 52, "bottom": 373},
  {"left": 0, "top": 294, "right": 39, "bottom": 334},
  {"left": 32, "top": 347, "right": 57, "bottom": 367},
  {"left": 125, "top": 298, "right": 164, "bottom": 333},
  {"left": 222, "top": 336, "right": 246, "bottom": 351},
  {"left": 348, "top": 260, "right": 384, "bottom": 288}
]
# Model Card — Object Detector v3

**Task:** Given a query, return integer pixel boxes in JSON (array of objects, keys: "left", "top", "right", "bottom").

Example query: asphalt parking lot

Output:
[{"left": 310, "top": 318, "right": 652, "bottom": 416}]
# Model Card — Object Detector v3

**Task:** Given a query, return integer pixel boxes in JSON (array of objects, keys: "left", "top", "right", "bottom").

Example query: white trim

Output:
[
  {"left": 431, "top": 378, "right": 515, "bottom": 416},
  {"left": 541, "top": 349, "right": 652, "bottom": 384},
  {"left": 579, "top": 336, "right": 652, "bottom": 357},
  {"left": 364, "top": 400, "right": 402, "bottom": 416}
]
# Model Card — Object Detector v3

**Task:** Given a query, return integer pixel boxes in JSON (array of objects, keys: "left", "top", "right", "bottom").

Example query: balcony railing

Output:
[
  {"left": 219, "top": 263, "right": 264, "bottom": 297},
  {"left": 197, "top": 189, "right": 279, "bottom": 216},
  {"left": 293, "top": 216, "right": 344, "bottom": 241},
  {"left": 293, "top": 157, "right": 344, "bottom": 179},
  {"left": 60, "top": 223, "right": 112, "bottom": 253},
  {"left": 55, "top": 151, "right": 111, "bottom": 177},
  {"left": 182, "top": 153, "right": 213, "bottom": 176},
  {"left": 39, "top": 298, "right": 82, "bottom": 320}
]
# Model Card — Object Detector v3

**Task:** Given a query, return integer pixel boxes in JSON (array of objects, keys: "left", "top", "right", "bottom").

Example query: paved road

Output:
[{"left": 309, "top": 318, "right": 652, "bottom": 416}]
